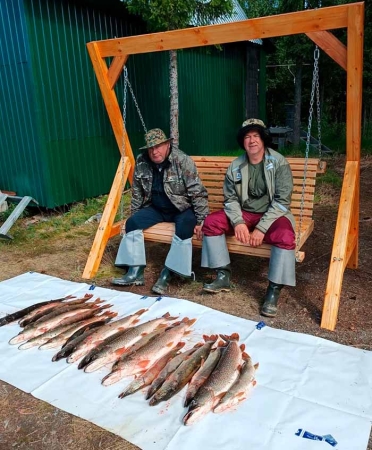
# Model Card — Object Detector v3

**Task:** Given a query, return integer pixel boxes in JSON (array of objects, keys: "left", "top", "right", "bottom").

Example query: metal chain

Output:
[
  {"left": 295, "top": 46, "right": 319, "bottom": 261},
  {"left": 119, "top": 68, "right": 129, "bottom": 236},
  {"left": 124, "top": 70, "right": 148, "bottom": 134},
  {"left": 315, "top": 50, "right": 322, "bottom": 160}
]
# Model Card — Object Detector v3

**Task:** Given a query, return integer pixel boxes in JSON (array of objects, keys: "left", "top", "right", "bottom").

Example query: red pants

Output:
[{"left": 202, "top": 209, "right": 295, "bottom": 250}]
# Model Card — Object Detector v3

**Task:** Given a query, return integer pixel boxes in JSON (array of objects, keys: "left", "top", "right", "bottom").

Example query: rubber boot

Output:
[
  {"left": 260, "top": 281, "right": 283, "bottom": 317},
  {"left": 203, "top": 265, "right": 231, "bottom": 293},
  {"left": 112, "top": 266, "right": 145, "bottom": 286},
  {"left": 152, "top": 267, "right": 173, "bottom": 295}
]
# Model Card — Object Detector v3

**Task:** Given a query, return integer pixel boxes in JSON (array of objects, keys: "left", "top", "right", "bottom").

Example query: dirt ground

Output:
[{"left": 0, "top": 155, "right": 371, "bottom": 449}]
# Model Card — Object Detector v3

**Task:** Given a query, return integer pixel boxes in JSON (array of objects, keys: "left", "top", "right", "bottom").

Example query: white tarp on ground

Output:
[{"left": 0, "top": 272, "right": 371, "bottom": 450}]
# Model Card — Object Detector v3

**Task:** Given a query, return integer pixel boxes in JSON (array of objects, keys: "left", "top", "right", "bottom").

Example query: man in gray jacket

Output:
[
  {"left": 201, "top": 119, "right": 296, "bottom": 317},
  {"left": 112, "top": 128, "right": 209, "bottom": 295}
]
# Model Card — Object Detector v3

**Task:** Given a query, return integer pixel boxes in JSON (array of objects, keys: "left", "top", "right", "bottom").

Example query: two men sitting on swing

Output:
[{"left": 112, "top": 119, "right": 296, "bottom": 317}]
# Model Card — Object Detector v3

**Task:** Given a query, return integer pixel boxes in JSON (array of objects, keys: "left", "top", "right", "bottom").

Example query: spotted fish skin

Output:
[
  {"left": 213, "top": 355, "right": 259, "bottom": 413},
  {"left": 183, "top": 334, "right": 244, "bottom": 425}
]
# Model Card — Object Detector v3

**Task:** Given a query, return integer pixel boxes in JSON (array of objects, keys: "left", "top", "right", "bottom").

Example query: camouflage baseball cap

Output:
[
  {"left": 139, "top": 128, "right": 173, "bottom": 150},
  {"left": 237, "top": 118, "right": 269, "bottom": 149}
]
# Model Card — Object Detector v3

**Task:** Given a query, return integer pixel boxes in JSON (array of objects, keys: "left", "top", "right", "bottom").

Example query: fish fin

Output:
[
  {"left": 202, "top": 334, "right": 218, "bottom": 342},
  {"left": 166, "top": 341, "right": 175, "bottom": 347},
  {"left": 193, "top": 342, "right": 204, "bottom": 348},
  {"left": 137, "top": 360, "right": 150, "bottom": 369},
  {"left": 254, "top": 362, "right": 259, "bottom": 370},
  {"left": 252, "top": 380, "right": 257, "bottom": 386},
  {"left": 184, "top": 330, "right": 193, "bottom": 336},
  {"left": 219, "top": 333, "right": 239, "bottom": 342},
  {"left": 240, "top": 343, "right": 246, "bottom": 352},
  {"left": 162, "top": 312, "right": 178, "bottom": 320},
  {"left": 155, "top": 323, "right": 168, "bottom": 330},
  {"left": 115, "top": 348, "right": 128, "bottom": 357},
  {"left": 136, "top": 308, "right": 148, "bottom": 315},
  {"left": 175, "top": 342, "right": 186, "bottom": 350},
  {"left": 187, "top": 318, "right": 197, "bottom": 326},
  {"left": 241, "top": 351, "right": 249, "bottom": 360},
  {"left": 181, "top": 317, "right": 190, "bottom": 323}
]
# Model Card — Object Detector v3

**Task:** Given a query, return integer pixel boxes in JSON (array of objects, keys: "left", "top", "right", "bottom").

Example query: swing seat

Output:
[{"left": 134, "top": 156, "right": 326, "bottom": 262}]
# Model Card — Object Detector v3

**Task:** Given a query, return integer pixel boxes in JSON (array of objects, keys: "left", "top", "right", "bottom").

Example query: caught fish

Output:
[
  {"left": 66, "top": 308, "right": 148, "bottom": 364},
  {"left": 214, "top": 355, "right": 259, "bottom": 413},
  {"left": 118, "top": 343, "right": 185, "bottom": 398},
  {"left": 183, "top": 333, "right": 245, "bottom": 425},
  {"left": 29, "top": 299, "right": 104, "bottom": 326},
  {"left": 84, "top": 313, "right": 178, "bottom": 373},
  {"left": 18, "top": 294, "right": 94, "bottom": 327},
  {"left": 38, "top": 311, "right": 117, "bottom": 350},
  {"left": 184, "top": 343, "right": 224, "bottom": 407},
  {"left": 0, "top": 295, "right": 76, "bottom": 327},
  {"left": 149, "top": 335, "right": 218, "bottom": 406},
  {"left": 102, "top": 318, "right": 196, "bottom": 386},
  {"left": 9, "top": 303, "right": 112, "bottom": 345},
  {"left": 145, "top": 343, "right": 201, "bottom": 400},
  {"left": 52, "top": 327, "right": 106, "bottom": 362}
]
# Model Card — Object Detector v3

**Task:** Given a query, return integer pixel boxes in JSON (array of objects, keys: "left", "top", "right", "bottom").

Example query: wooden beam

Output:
[
  {"left": 82, "top": 157, "right": 131, "bottom": 279},
  {"left": 107, "top": 55, "right": 127, "bottom": 89},
  {"left": 306, "top": 31, "right": 347, "bottom": 70},
  {"left": 345, "top": 2, "right": 364, "bottom": 269},
  {"left": 94, "top": 4, "right": 353, "bottom": 57},
  {"left": 321, "top": 161, "right": 358, "bottom": 330},
  {"left": 86, "top": 42, "right": 135, "bottom": 182}
]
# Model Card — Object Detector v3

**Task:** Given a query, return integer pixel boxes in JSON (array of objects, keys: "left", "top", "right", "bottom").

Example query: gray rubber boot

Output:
[
  {"left": 165, "top": 236, "right": 193, "bottom": 277},
  {"left": 201, "top": 235, "right": 230, "bottom": 268},
  {"left": 260, "top": 282, "right": 283, "bottom": 317},
  {"left": 152, "top": 267, "right": 173, "bottom": 295},
  {"left": 112, "top": 266, "right": 145, "bottom": 286},
  {"left": 203, "top": 265, "right": 231, "bottom": 293},
  {"left": 115, "top": 230, "right": 146, "bottom": 267}
]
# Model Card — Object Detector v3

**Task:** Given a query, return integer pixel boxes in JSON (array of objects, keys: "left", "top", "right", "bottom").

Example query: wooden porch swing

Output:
[{"left": 83, "top": 2, "right": 364, "bottom": 331}]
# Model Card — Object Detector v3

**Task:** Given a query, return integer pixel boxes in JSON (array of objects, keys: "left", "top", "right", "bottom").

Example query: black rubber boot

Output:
[
  {"left": 111, "top": 266, "right": 145, "bottom": 286},
  {"left": 260, "top": 282, "right": 283, "bottom": 317},
  {"left": 203, "top": 265, "right": 231, "bottom": 293},
  {"left": 152, "top": 267, "right": 173, "bottom": 295}
]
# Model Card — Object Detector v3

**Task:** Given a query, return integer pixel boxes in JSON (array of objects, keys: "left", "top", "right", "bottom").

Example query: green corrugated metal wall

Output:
[{"left": 0, "top": 0, "right": 255, "bottom": 208}]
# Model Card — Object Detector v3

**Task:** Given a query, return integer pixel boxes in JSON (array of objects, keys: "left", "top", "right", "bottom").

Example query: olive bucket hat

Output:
[
  {"left": 237, "top": 118, "right": 270, "bottom": 149},
  {"left": 140, "top": 128, "right": 173, "bottom": 150}
]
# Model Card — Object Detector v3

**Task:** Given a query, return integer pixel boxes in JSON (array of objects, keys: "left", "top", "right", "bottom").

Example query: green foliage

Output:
[{"left": 122, "top": 0, "right": 234, "bottom": 32}]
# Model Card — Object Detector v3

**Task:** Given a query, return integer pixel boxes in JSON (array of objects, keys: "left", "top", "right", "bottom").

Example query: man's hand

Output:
[
  {"left": 249, "top": 229, "right": 265, "bottom": 247},
  {"left": 194, "top": 225, "right": 203, "bottom": 240},
  {"left": 234, "top": 223, "right": 250, "bottom": 244}
]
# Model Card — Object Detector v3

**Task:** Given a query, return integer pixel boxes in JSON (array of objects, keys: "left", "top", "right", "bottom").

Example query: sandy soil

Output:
[{"left": 0, "top": 155, "right": 371, "bottom": 449}]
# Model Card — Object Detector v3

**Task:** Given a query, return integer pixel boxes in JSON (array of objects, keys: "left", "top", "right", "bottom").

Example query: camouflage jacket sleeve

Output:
[
  {"left": 182, "top": 156, "right": 209, "bottom": 224},
  {"left": 130, "top": 161, "right": 145, "bottom": 216}
]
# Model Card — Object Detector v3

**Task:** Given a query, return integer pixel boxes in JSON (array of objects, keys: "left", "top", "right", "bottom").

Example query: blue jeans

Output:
[{"left": 125, "top": 206, "right": 196, "bottom": 240}]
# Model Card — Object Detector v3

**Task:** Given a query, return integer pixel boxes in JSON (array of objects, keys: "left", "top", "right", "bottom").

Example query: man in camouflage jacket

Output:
[
  {"left": 201, "top": 119, "right": 296, "bottom": 318},
  {"left": 112, "top": 128, "right": 209, "bottom": 294}
]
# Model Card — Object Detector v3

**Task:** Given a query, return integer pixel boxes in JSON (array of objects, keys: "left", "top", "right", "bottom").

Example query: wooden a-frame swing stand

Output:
[{"left": 83, "top": 2, "right": 364, "bottom": 331}]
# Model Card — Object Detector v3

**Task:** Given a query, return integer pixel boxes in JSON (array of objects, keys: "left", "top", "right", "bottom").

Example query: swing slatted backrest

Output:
[{"left": 132, "top": 156, "right": 324, "bottom": 262}]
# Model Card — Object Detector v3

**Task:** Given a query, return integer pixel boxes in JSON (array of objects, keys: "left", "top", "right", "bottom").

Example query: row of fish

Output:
[{"left": 1, "top": 295, "right": 259, "bottom": 425}]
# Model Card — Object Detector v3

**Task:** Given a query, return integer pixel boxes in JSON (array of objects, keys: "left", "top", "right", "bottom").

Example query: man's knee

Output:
[
  {"left": 125, "top": 216, "right": 141, "bottom": 233},
  {"left": 202, "top": 211, "right": 227, "bottom": 236}
]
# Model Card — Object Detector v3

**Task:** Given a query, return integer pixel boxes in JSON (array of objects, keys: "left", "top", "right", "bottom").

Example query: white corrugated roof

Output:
[{"left": 191, "top": 0, "right": 262, "bottom": 45}]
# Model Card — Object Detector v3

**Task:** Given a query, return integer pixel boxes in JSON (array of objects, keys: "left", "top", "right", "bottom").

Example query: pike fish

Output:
[
  {"left": 38, "top": 311, "right": 117, "bottom": 350},
  {"left": 84, "top": 313, "right": 178, "bottom": 373},
  {"left": 213, "top": 355, "right": 259, "bottom": 413},
  {"left": 183, "top": 333, "right": 245, "bottom": 425},
  {"left": 149, "top": 335, "right": 217, "bottom": 406},
  {"left": 66, "top": 308, "right": 147, "bottom": 364},
  {"left": 145, "top": 344, "right": 202, "bottom": 400},
  {"left": 52, "top": 327, "right": 106, "bottom": 362},
  {"left": 102, "top": 318, "right": 196, "bottom": 386},
  {"left": 118, "top": 343, "right": 185, "bottom": 398},
  {"left": 19, "top": 294, "right": 93, "bottom": 327},
  {"left": 0, "top": 295, "right": 75, "bottom": 327},
  {"left": 9, "top": 303, "right": 112, "bottom": 345},
  {"left": 184, "top": 344, "right": 224, "bottom": 407}
]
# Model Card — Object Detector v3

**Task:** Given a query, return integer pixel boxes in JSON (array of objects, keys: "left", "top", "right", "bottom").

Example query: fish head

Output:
[{"left": 182, "top": 399, "right": 213, "bottom": 426}]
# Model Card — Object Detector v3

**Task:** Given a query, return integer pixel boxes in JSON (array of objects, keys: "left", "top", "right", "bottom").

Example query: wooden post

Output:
[
  {"left": 321, "top": 3, "right": 364, "bottom": 330},
  {"left": 82, "top": 157, "right": 131, "bottom": 279}
]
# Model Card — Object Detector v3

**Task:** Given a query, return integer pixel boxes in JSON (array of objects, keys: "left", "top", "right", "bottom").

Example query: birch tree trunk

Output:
[
  {"left": 169, "top": 49, "right": 179, "bottom": 146},
  {"left": 293, "top": 62, "right": 302, "bottom": 147}
]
